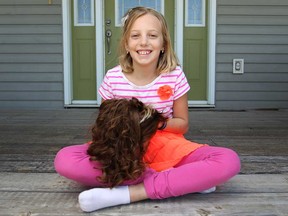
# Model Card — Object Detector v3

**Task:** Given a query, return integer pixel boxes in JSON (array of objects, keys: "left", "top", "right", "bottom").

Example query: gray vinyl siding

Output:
[
  {"left": 0, "top": 0, "right": 63, "bottom": 109},
  {"left": 216, "top": 0, "right": 288, "bottom": 110},
  {"left": 1, "top": 1, "right": 288, "bottom": 110}
]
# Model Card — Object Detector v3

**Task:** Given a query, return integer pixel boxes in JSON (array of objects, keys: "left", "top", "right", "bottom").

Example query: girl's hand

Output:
[
  {"left": 157, "top": 120, "right": 167, "bottom": 130},
  {"left": 162, "top": 94, "right": 189, "bottom": 134}
]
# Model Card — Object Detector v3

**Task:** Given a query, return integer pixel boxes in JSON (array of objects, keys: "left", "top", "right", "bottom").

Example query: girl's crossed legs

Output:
[{"left": 54, "top": 144, "right": 240, "bottom": 212}]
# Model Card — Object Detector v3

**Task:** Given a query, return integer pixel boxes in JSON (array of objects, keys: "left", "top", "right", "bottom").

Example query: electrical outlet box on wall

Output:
[{"left": 233, "top": 59, "right": 244, "bottom": 74}]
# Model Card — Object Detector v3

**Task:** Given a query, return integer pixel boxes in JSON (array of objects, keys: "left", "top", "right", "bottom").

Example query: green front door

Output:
[
  {"left": 183, "top": 0, "right": 208, "bottom": 101},
  {"left": 104, "top": 0, "right": 175, "bottom": 73},
  {"left": 70, "top": 1, "right": 209, "bottom": 104},
  {"left": 71, "top": 0, "right": 96, "bottom": 101}
]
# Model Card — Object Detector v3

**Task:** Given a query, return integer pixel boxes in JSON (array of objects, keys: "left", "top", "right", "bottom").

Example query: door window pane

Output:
[
  {"left": 74, "top": 0, "right": 94, "bottom": 26},
  {"left": 186, "top": 0, "right": 205, "bottom": 27},
  {"left": 116, "top": 0, "right": 163, "bottom": 26}
]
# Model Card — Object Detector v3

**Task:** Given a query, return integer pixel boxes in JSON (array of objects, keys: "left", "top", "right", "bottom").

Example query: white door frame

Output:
[{"left": 62, "top": 0, "right": 216, "bottom": 107}]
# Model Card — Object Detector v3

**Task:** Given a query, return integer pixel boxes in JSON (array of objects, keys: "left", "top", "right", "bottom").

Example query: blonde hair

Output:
[{"left": 119, "top": 7, "right": 179, "bottom": 75}]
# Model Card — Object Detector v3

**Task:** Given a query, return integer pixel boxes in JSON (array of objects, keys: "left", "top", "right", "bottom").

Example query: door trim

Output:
[
  {"left": 62, "top": 0, "right": 72, "bottom": 106},
  {"left": 207, "top": 0, "right": 216, "bottom": 107},
  {"left": 95, "top": 0, "right": 104, "bottom": 105},
  {"left": 62, "top": 0, "right": 216, "bottom": 107}
]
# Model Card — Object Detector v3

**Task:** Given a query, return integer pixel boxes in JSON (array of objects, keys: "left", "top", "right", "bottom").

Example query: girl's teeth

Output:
[{"left": 138, "top": 51, "right": 150, "bottom": 55}]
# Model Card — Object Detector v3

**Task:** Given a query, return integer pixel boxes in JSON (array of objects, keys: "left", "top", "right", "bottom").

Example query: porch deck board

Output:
[
  {"left": 1, "top": 191, "right": 287, "bottom": 216},
  {"left": 0, "top": 109, "right": 287, "bottom": 215}
]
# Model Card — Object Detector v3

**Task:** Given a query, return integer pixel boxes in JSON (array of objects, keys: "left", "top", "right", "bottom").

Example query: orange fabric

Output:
[{"left": 144, "top": 130, "right": 206, "bottom": 171}]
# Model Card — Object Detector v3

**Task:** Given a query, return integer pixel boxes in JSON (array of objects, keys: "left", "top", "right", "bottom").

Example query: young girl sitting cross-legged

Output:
[
  {"left": 55, "top": 97, "right": 240, "bottom": 212},
  {"left": 54, "top": 6, "right": 241, "bottom": 212}
]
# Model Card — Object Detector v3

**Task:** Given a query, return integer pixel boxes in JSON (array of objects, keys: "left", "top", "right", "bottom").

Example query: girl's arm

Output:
[{"left": 162, "top": 93, "right": 189, "bottom": 134}]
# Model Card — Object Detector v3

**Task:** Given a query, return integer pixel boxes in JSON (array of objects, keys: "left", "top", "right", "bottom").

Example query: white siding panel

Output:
[
  {"left": 216, "top": 0, "right": 288, "bottom": 110},
  {"left": 0, "top": 0, "right": 63, "bottom": 109}
]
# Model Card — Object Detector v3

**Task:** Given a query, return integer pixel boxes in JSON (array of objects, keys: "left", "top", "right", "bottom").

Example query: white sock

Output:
[
  {"left": 199, "top": 186, "right": 216, "bottom": 194},
  {"left": 78, "top": 186, "right": 130, "bottom": 212}
]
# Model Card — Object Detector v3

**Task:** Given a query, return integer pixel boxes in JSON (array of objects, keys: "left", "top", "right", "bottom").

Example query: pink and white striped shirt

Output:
[{"left": 98, "top": 65, "right": 190, "bottom": 118}]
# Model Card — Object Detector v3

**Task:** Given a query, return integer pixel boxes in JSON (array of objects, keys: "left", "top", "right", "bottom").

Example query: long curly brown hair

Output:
[{"left": 87, "top": 97, "right": 167, "bottom": 187}]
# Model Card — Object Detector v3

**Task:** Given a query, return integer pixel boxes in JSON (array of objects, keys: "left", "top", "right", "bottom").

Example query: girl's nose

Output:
[{"left": 140, "top": 36, "right": 148, "bottom": 45}]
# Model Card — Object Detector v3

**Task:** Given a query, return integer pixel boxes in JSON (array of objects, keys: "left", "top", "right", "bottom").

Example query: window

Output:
[
  {"left": 74, "top": 0, "right": 94, "bottom": 26},
  {"left": 185, "top": 0, "right": 205, "bottom": 27},
  {"left": 115, "top": 0, "right": 163, "bottom": 26}
]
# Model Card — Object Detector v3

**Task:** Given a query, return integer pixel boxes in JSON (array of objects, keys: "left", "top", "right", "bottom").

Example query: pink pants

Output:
[{"left": 54, "top": 143, "right": 240, "bottom": 199}]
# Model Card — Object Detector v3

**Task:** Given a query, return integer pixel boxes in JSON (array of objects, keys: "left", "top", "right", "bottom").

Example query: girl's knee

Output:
[
  {"left": 221, "top": 148, "right": 241, "bottom": 177},
  {"left": 54, "top": 146, "right": 71, "bottom": 175},
  {"left": 54, "top": 144, "right": 89, "bottom": 177}
]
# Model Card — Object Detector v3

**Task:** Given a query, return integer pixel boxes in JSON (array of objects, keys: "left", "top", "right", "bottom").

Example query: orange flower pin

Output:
[{"left": 157, "top": 85, "right": 173, "bottom": 100}]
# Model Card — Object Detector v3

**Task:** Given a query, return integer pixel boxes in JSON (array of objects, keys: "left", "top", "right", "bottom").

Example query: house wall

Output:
[
  {"left": 0, "top": 0, "right": 63, "bottom": 109},
  {"left": 0, "top": 0, "right": 287, "bottom": 110},
  {"left": 216, "top": 0, "right": 288, "bottom": 109}
]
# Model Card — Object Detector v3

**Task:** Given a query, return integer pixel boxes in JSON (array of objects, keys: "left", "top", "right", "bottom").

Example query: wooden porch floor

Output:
[{"left": 0, "top": 108, "right": 287, "bottom": 215}]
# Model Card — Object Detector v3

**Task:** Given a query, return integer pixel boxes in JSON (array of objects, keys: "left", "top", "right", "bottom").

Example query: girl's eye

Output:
[
  {"left": 131, "top": 34, "right": 139, "bottom": 39},
  {"left": 149, "top": 34, "right": 157, "bottom": 38}
]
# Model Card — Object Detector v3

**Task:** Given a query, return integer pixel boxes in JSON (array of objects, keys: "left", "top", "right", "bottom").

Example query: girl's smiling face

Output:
[{"left": 126, "top": 14, "right": 164, "bottom": 70}]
